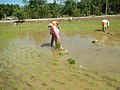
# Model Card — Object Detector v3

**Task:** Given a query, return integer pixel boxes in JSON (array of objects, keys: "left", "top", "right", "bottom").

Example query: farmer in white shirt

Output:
[{"left": 102, "top": 19, "right": 110, "bottom": 32}]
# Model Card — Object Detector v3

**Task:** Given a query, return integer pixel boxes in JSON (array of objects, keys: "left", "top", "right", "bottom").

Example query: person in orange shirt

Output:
[{"left": 52, "top": 21, "right": 59, "bottom": 29}]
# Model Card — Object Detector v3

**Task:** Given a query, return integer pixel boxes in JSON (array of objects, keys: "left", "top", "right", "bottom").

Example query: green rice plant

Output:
[
  {"left": 56, "top": 43, "right": 61, "bottom": 49},
  {"left": 67, "top": 58, "right": 76, "bottom": 64},
  {"left": 59, "top": 51, "right": 65, "bottom": 56}
]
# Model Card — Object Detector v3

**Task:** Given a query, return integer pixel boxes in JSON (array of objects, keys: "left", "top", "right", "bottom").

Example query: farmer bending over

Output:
[
  {"left": 102, "top": 19, "right": 109, "bottom": 32},
  {"left": 48, "top": 23, "right": 61, "bottom": 47}
]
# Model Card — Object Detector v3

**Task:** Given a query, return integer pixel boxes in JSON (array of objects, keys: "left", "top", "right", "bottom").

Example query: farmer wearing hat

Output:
[
  {"left": 52, "top": 21, "right": 59, "bottom": 29},
  {"left": 48, "top": 23, "right": 60, "bottom": 47},
  {"left": 48, "top": 23, "right": 64, "bottom": 50},
  {"left": 102, "top": 19, "right": 109, "bottom": 32}
]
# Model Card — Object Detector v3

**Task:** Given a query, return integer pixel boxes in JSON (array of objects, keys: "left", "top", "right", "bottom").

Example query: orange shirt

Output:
[{"left": 52, "top": 21, "right": 59, "bottom": 28}]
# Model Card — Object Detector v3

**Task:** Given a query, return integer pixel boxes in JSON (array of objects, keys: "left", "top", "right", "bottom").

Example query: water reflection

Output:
[
  {"left": 60, "top": 31, "right": 120, "bottom": 75},
  {"left": 51, "top": 48, "right": 61, "bottom": 61},
  {"left": 40, "top": 42, "right": 61, "bottom": 61},
  {"left": 14, "top": 33, "right": 36, "bottom": 48}
]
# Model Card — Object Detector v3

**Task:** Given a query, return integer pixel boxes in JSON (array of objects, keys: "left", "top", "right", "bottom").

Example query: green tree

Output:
[
  {"left": 0, "top": 4, "right": 4, "bottom": 19},
  {"left": 47, "top": 1, "right": 61, "bottom": 18},
  {"left": 77, "top": 0, "right": 92, "bottom": 16},
  {"left": 62, "top": 0, "right": 80, "bottom": 17},
  {"left": 109, "top": 0, "right": 120, "bottom": 14},
  {"left": 0, "top": 11, "right": 4, "bottom": 19},
  {"left": 13, "top": 9, "right": 27, "bottom": 21},
  {"left": 0, "top": 4, "right": 20, "bottom": 20},
  {"left": 77, "top": 0, "right": 106, "bottom": 16},
  {"left": 25, "top": 0, "right": 47, "bottom": 18}
]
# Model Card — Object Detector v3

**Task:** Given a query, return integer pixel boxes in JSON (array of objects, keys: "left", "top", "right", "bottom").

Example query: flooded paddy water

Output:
[{"left": 0, "top": 19, "right": 120, "bottom": 90}]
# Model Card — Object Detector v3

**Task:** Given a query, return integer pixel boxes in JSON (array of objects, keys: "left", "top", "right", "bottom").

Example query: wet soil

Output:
[
  {"left": 61, "top": 31, "right": 120, "bottom": 75},
  {"left": 0, "top": 28, "right": 120, "bottom": 90}
]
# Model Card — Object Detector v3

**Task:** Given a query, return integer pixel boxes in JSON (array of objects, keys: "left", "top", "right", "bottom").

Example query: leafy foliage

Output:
[
  {"left": 13, "top": 9, "right": 27, "bottom": 21},
  {"left": 0, "top": 0, "right": 120, "bottom": 20},
  {"left": 67, "top": 58, "right": 76, "bottom": 64}
]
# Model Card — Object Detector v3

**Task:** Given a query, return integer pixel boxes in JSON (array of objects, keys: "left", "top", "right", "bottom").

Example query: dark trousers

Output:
[
  {"left": 51, "top": 34, "right": 57, "bottom": 46},
  {"left": 102, "top": 26, "right": 108, "bottom": 32}
]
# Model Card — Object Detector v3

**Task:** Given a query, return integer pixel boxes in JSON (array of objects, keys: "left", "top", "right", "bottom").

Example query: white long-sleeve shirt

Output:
[{"left": 102, "top": 19, "right": 109, "bottom": 26}]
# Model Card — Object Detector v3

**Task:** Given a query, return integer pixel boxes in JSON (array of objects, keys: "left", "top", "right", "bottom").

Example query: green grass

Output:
[
  {"left": 60, "top": 19, "right": 120, "bottom": 33},
  {"left": 2, "top": 17, "right": 119, "bottom": 43},
  {"left": 0, "top": 17, "right": 120, "bottom": 33}
]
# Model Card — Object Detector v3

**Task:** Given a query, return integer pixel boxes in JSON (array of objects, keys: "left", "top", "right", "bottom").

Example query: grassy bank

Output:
[
  {"left": 0, "top": 16, "right": 120, "bottom": 32},
  {"left": 1, "top": 17, "right": 119, "bottom": 46}
]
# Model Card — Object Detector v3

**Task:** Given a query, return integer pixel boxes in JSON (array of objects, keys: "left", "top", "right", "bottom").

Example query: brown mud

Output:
[{"left": 0, "top": 29, "right": 120, "bottom": 90}]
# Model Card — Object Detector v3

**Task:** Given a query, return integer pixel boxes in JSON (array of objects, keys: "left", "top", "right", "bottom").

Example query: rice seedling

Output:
[{"left": 67, "top": 58, "right": 76, "bottom": 64}]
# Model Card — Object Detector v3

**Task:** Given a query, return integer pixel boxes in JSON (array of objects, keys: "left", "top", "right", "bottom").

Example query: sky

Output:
[{"left": 0, "top": 0, "right": 53, "bottom": 6}]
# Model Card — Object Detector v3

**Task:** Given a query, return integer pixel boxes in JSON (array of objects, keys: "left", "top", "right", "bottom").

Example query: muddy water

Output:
[
  {"left": 6, "top": 31, "right": 120, "bottom": 74},
  {"left": 1, "top": 31, "right": 120, "bottom": 75},
  {"left": 18, "top": 30, "right": 120, "bottom": 75},
  {"left": 61, "top": 31, "right": 120, "bottom": 75},
  {"left": 0, "top": 30, "right": 120, "bottom": 89}
]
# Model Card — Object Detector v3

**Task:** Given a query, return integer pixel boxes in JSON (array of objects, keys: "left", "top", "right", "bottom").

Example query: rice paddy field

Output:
[{"left": 0, "top": 16, "right": 120, "bottom": 90}]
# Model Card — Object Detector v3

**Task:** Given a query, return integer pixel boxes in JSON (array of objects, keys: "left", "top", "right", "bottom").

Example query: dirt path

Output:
[{"left": 0, "top": 15, "right": 120, "bottom": 23}]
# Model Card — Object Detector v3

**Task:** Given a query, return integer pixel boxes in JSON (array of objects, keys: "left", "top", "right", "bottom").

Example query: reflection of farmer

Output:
[
  {"left": 52, "top": 21, "right": 59, "bottom": 29},
  {"left": 102, "top": 19, "right": 109, "bottom": 32},
  {"left": 48, "top": 23, "right": 60, "bottom": 47}
]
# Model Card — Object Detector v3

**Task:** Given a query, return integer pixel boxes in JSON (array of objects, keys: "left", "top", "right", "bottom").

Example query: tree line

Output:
[{"left": 0, "top": 0, "right": 120, "bottom": 20}]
